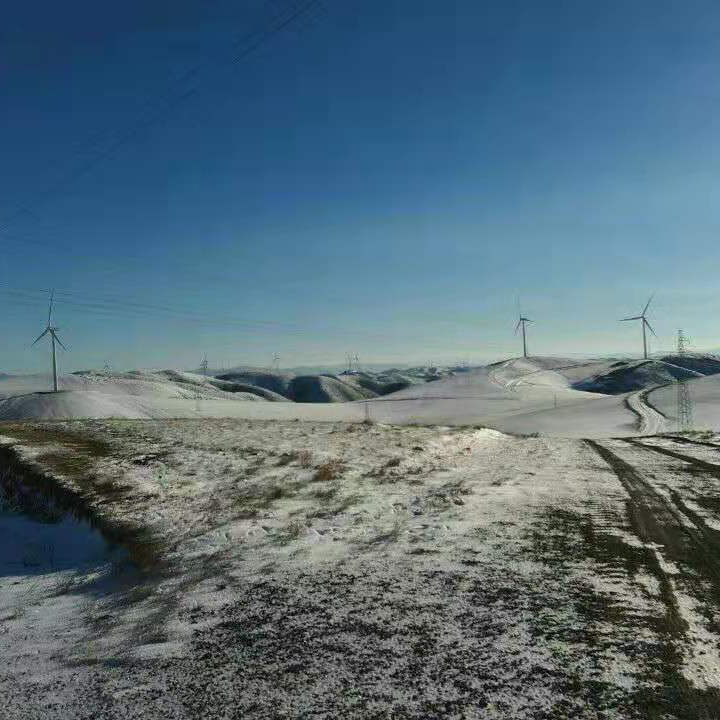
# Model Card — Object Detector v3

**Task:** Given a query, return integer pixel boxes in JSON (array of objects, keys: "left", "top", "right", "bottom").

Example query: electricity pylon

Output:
[
  {"left": 677, "top": 329, "right": 689, "bottom": 355},
  {"left": 676, "top": 330, "right": 694, "bottom": 432}
]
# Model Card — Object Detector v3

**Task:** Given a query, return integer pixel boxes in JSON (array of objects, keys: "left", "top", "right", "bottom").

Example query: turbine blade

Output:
[
  {"left": 644, "top": 319, "right": 657, "bottom": 337},
  {"left": 514, "top": 319, "right": 521, "bottom": 334},
  {"left": 620, "top": 316, "right": 642, "bottom": 321},
  {"left": 642, "top": 293, "right": 654, "bottom": 316},
  {"left": 54, "top": 336, "right": 69, "bottom": 351},
  {"left": 32, "top": 329, "right": 49, "bottom": 345},
  {"left": 47, "top": 289, "right": 55, "bottom": 325}
]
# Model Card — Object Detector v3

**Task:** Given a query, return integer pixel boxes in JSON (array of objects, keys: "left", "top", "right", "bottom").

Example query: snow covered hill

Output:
[
  {"left": 571, "top": 355, "right": 720, "bottom": 394},
  {"left": 2, "top": 356, "right": 720, "bottom": 436},
  {"left": 214, "top": 368, "right": 434, "bottom": 403}
]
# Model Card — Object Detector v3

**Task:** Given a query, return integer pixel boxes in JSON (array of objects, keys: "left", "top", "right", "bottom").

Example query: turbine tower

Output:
[
  {"left": 32, "top": 290, "right": 68, "bottom": 392},
  {"left": 515, "top": 313, "right": 533, "bottom": 358},
  {"left": 620, "top": 295, "right": 656, "bottom": 360}
]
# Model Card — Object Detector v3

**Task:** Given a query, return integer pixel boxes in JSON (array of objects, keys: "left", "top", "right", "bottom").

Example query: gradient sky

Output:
[{"left": 2, "top": 0, "right": 720, "bottom": 373}]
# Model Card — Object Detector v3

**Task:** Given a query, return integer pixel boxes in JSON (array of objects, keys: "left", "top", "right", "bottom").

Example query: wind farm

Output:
[
  {"left": 5, "top": 288, "right": 720, "bottom": 436},
  {"left": 4, "top": 1, "right": 720, "bottom": 718},
  {"left": 6, "top": 284, "right": 720, "bottom": 720}
]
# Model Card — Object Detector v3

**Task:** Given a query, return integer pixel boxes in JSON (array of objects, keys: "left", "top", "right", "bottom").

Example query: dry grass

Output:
[
  {"left": 312, "top": 458, "right": 345, "bottom": 482},
  {"left": 275, "top": 519, "right": 306, "bottom": 544}
]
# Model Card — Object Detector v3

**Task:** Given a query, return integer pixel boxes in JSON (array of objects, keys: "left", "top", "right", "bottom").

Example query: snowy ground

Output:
[{"left": 2, "top": 419, "right": 720, "bottom": 718}]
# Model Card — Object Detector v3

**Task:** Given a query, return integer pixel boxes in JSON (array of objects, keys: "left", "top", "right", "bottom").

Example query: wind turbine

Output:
[
  {"left": 32, "top": 290, "right": 68, "bottom": 392},
  {"left": 515, "top": 311, "right": 533, "bottom": 358},
  {"left": 620, "top": 294, "right": 656, "bottom": 360}
]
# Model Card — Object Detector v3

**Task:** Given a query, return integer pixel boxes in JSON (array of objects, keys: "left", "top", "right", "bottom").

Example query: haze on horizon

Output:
[{"left": 2, "top": 0, "right": 720, "bottom": 374}]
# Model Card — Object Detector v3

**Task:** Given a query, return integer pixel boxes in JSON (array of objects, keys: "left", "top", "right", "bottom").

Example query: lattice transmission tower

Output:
[{"left": 676, "top": 330, "right": 694, "bottom": 432}]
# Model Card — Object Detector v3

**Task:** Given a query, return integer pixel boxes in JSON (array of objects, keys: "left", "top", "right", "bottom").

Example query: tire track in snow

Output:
[
  {"left": 625, "top": 388, "right": 669, "bottom": 435},
  {"left": 622, "top": 438, "right": 720, "bottom": 480},
  {"left": 586, "top": 440, "right": 717, "bottom": 567},
  {"left": 658, "top": 435, "right": 720, "bottom": 452},
  {"left": 586, "top": 439, "right": 720, "bottom": 708}
]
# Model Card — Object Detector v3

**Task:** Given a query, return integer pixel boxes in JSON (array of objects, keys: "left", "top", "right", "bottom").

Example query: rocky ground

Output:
[{"left": 1, "top": 419, "right": 720, "bottom": 718}]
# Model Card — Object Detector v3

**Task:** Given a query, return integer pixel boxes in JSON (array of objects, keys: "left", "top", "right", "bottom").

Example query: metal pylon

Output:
[{"left": 676, "top": 330, "right": 694, "bottom": 432}]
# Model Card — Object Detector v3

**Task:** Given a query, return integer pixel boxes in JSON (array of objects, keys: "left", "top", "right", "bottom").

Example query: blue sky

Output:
[{"left": 2, "top": 0, "right": 720, "bottom": 373}]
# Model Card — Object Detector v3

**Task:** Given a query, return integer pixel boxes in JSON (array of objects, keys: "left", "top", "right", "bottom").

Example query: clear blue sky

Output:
[{"left": 2, "top": 0, "right": 719, "bottom": 373}]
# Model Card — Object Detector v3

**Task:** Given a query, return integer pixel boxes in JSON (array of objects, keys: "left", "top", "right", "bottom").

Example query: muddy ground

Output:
[{"left": 1, "top": 419, "right": 720, "bottom": 719}]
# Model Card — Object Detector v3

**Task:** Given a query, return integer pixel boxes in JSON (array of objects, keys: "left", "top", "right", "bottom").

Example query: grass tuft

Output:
[{"left": 312, "top": 458, "right": 345, "bottom": 482}]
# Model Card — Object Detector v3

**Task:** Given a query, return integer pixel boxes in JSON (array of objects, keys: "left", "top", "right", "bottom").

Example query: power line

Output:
[
  {"left": 0, "top": 0, "right": 323, "bottom": 247},
  {"left": 0, "top": 284, "right": 312, "bottom": 330},
  {"left": 0, "top": 283, "right": 469, "bottom": 348}
]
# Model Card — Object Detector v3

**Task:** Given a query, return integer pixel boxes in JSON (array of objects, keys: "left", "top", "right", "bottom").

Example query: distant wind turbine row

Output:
[
  {"left": 29, "top": 290, "right": 662, "bottom": 393},
  {"left": 515, "top": 295, "right": 657, "bottom": 360}
]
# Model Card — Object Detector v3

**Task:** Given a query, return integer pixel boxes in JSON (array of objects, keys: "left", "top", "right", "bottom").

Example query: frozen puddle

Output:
[{"left": 0, "top": 472, "right": 127, "bottom": 577}]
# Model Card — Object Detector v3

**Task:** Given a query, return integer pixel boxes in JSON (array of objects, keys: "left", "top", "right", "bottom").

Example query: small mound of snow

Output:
[{"left": 0, "top": 391, "right": 152, "bottom": 420}]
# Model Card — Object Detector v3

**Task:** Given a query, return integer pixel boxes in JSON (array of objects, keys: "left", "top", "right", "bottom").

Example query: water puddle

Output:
[{"left": 0, "top": 466, "right": 128, "bottom": 578}]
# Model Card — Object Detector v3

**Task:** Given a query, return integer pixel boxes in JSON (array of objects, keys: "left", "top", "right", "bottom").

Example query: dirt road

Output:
[{"left": 625, "top": 388, "right": 670, "bottom": 434}]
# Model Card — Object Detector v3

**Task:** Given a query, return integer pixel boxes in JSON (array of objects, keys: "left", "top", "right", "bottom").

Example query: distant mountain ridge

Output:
[{"left": 214, "top": 366, "right": 454, "bottom": 403}]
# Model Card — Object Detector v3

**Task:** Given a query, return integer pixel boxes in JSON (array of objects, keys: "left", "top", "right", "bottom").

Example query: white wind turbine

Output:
[
  {"left": 515, "top": 305, "right": 533, "bottom": 358},
  {"left": 620, "top": 294, "right": 656, "bottom": 360},
  {"left": 32, "top": 290, "right": 68, "bottom": 392}
]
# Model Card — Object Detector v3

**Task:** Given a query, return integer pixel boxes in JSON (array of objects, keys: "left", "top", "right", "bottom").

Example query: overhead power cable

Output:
[
  {"left": 0, "top": 0, "right": 323, "bottom": 246},
  {"left": 0, "top": 285, "right": 484, "bottom": 348}
]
